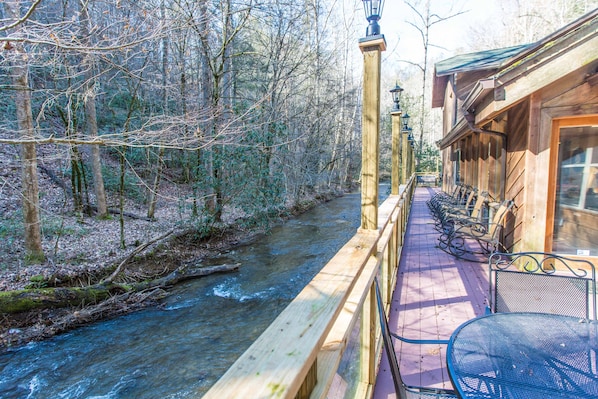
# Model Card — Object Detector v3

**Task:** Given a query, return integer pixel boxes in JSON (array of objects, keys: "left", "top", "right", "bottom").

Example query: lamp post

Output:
[
  {"left": 390, "top": 82, "right": 403, "bottom": 111},
  {"left": 359, "top": 0, "right": 386, "bottom": 231},
  {"left": 362, "top": 0, "right": 385, "bottom": 37},
  {"left": 401, "top": 113, "right": 410, "bottom": 184},
  {"left": 390, "top": 83, "right": 403, "bottom": 195}
]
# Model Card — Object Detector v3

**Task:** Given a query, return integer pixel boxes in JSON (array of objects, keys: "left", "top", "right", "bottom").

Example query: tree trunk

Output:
[
  {"left": 4, "top": 1, "right": 45, "bottom": 263},
  {"left": 79, "top": 0, "right": 108, "bottom": 218},
  {"left": 147, "top": 0, "right": 168, "bottom": 219}
]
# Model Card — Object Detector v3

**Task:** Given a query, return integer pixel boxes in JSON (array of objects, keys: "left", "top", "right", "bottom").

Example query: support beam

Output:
[
  {"left": 359, "top": 36, "right": 386, "bottom": 230},
  {"left": 391, "top": 110, "right": 402, "bottom": 194}
]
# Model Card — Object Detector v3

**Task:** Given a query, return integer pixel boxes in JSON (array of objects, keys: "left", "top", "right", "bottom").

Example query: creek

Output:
[{"left": 0, "top": 188, "right": 386, "bottom": 398}]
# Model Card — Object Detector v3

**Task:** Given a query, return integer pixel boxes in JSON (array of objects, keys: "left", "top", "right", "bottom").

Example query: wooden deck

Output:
[{"left": 373, "top": 186, "right": 489, "bottom": 398}]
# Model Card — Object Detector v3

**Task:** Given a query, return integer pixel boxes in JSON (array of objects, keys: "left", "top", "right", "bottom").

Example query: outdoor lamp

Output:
[
  {"left": 362, "top": 0, "right": 385, "bottom": 36},
  {"left": 408, "top": 130, "right": 414, "bottom": 142},
  {"left": 402, "top": 112, "right": 410, "bottom": 130},
  {"left": 390, "top": 82, "right": 403, "bottom": 112}
]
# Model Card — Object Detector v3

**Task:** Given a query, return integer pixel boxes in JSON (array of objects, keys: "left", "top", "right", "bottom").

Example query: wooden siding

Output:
[
  {"left": 505, "top": 101, "right": 529, "bottom": 250},
  {"left": 443, "top": 78, "right": 457, "bottom": 133}
]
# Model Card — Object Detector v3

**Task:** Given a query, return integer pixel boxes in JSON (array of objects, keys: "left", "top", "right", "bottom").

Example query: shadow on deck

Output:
[{"left": 373, "top": 187, "right": 489, "bottom": 399}]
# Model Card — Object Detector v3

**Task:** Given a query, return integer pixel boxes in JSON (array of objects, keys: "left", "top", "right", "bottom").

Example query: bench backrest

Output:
[{"left": 489, "top": 252, "right": 597, "bottom": 320}]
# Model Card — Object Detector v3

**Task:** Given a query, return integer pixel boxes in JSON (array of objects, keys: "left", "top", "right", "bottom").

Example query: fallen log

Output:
[
  {"left": 0, "top": 263, "right": 241, "bottom": 315},
  {"left": 0, "top": 286, "right": 114, "bottom": 314}
]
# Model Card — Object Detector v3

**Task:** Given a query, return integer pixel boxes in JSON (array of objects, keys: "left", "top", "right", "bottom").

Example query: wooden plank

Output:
[
  {"left": 377, "top": 195, "right": 400, "bottom": 233},
  {"left": 202, "top": 231, "right": 380, "bottom": 399}
]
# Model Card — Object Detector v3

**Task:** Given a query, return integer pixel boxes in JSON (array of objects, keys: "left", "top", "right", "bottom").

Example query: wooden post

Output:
[
  {"left": 401, "top": 129, "right": 409, "bottom": 184},
  {"left": 411, "top": 145, "right": 416, "bottom": 178},
  {"left": 406, "top": 145, "right": 412, "bottom": 181},
  {"left": 391, "top": 110, "right": 401, "bottom": 195},
  {"left": 359, "top": 36, "right": 386, "bottom": 230}
]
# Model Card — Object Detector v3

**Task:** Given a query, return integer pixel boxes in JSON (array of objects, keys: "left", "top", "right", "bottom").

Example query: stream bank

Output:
[
  {"left": 0, "top": 189, "right": 346, "bottom": 352},
  {"left": 0, "top": 189, "right": 367, "bottom": 399}
]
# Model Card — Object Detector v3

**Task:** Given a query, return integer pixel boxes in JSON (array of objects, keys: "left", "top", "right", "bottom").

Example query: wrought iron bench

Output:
[
  {"left": 438, "top": 199, "right": 515, "bottom": 261},
  {"left": 488, "top": 251, "right": 597, "bottom": 320}
]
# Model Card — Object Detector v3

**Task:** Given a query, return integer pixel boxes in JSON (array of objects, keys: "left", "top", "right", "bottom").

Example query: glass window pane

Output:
[
  {"left": 586, "top": 166, "right": 598, "bottom": 211},
  {"left": 552, "top": 126, "right": 598, "bottom": 256},
  {"left": 558, "top": 167, "right": 583, "bottom": 206}
]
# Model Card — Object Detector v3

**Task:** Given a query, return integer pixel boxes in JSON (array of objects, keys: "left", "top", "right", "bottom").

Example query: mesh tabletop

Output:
[{"left": 447, "top": 313, "right": 598, "bottom": 398}]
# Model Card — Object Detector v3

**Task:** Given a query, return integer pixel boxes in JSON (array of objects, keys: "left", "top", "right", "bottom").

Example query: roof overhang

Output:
[
  {"left": 436, "top": 9, "right": 598, "bottom": 149},
  {"left": 432, "top": 44, "right": 532, "bottom": 109},
  {"left": 437, "top": 118, "right": 470, "bottom": 150}
]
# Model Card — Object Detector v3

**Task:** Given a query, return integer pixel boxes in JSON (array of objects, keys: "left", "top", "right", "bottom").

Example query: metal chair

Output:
[
  {"left": 374, "top": 278, "right": 458, "bottom": 399},
  {"left": 488, "top": 251, "right": 597, "bottom": 320},
  {"left": 438, "top": 199, "right": 514, "bottom": 261},
  {"left": 434, "top": 191, "right": 489, "bottom": 234}
]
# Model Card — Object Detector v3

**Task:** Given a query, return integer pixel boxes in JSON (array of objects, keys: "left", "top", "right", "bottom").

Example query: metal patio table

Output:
[{"left": 447, "top": 312, "right": 598, "bottom": 398}]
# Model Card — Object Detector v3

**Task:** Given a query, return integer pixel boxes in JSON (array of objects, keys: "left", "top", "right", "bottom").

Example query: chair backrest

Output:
[
  {"left": 488, "top": 252, "right": 597, "bottom": 319},
  {"left": 469, "top": 191, "right": 488, "bottom": 220},
  {"left": 487, "top": 200, "right": 514, "bottom": 239},
  {"left": 462, "top": 189, "right": 477, "bottom": 212},
  {"left": 449, "top": 185, "right": 461, "bottom": 198},
  {"left": 456, "top": 185, "right": 470, "bottom": 205}
]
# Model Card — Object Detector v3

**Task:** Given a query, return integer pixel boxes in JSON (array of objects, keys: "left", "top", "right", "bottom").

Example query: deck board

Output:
[{"left": 372, "top": 187, "right": 489, "bottom": 398}]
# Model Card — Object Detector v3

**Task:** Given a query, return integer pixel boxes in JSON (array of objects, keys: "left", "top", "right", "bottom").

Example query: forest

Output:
[{"left": 0, "top": 0, "right": 596, "bottom": 346}]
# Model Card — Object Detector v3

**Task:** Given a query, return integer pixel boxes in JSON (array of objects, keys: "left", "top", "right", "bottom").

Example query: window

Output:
[{"left": 552, "top": 125, "right": 598, "bottom": 256}]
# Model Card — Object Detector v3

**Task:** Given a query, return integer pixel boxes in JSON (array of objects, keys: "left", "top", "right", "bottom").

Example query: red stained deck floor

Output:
[{"left": 372, "top": 187, "right": 489, "bottom": 399}]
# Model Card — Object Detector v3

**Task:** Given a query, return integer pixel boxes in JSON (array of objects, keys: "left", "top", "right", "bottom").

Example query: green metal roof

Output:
[{"left": 435, "top": 44, "right": 533, "bottom": 76}]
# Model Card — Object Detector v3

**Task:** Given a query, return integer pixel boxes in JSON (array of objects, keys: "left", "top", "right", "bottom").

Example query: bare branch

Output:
[{"left": 0, "top": 0, "right": 43, "bottom": 33}]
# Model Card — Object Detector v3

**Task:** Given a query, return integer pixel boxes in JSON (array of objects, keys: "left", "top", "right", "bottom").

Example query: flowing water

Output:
[{"left": 0, "top": 189, "right": 384, "bottom": 398}]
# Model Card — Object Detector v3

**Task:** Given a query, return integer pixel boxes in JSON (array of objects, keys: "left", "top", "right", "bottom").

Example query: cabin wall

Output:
[
  {"left": 441, "top": 78, "right": 458, "bottom": 193},
  {"left": 504, "top": 101, "right": 529, "bottom": 250},
  {"left": 437, "top": 66, "right": 598, "bottom": 254},
  {"left": 513, "top": 63, "right": 598, "bottom": 252}
]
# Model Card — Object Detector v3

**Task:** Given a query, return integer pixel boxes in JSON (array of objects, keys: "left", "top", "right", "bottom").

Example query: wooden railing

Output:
[{"left": 203, "top": 176, "right": 416, "bottom": 399}]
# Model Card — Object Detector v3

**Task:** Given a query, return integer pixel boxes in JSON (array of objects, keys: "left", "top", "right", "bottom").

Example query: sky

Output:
[
  {"left": 354, "top": 0, "right": 501, "bottom": 91},
  {"left": 347, "top": 0, "right": 507, "bottom": 115}
]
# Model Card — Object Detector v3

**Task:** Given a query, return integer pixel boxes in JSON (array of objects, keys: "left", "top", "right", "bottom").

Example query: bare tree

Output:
[
  {"left": 404, "top": 0, "right": 466, "bottom": 153},
  {"left": 465, "top": 0, "right": 598, "bottom": 50},
  {"left": 147, "top": 0, "right": 169, "bottom": 220},
  {"left": 78, "top": 0, "right": 108, "bottom": 218},
  {"left": 2, "top": 0, "right": 45, "bottom": 262}
]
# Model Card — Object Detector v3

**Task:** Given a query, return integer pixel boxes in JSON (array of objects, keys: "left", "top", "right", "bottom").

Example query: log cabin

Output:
[{"left": 433, "top": 9, "right": 598, "bottom": 258}]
